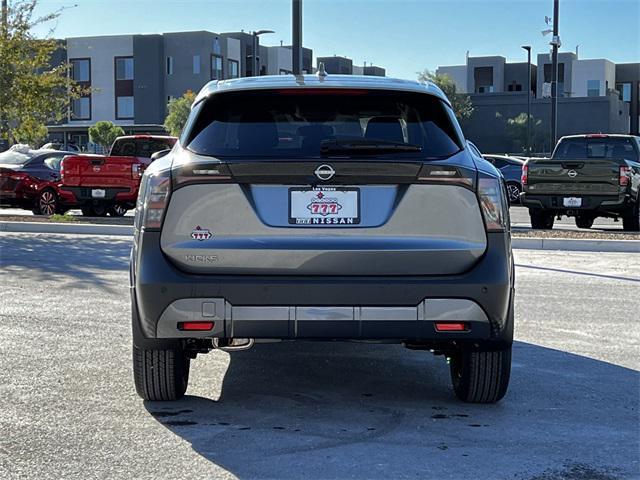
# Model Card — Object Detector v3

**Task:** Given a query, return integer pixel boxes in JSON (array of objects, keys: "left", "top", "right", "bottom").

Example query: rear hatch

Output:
[{"left": 159, "top": 88, "right": 488, "bottom": 276}]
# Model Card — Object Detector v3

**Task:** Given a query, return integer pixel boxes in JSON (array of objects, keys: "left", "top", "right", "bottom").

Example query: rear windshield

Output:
[
  {"left": 184, "top": 89, "right": 464, "bottom": 159},
  {"left": 110, "top": 138, "right": 175, "bottom": 158},
  {"left": 554, "top": 137, "right": 639, "bottom": 161}
]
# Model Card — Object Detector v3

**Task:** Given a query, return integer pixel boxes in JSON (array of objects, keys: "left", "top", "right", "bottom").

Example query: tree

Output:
[
  {"left": 88, "top": 121, "right": 124, "bottom": 149},
  {"left": 505, "top": 113, "right": 546, "bottom": 153},
  {"left": 164, "top": 90, "right": 195, "bottom": 137},
  {"left": 0, "top": 0, "right": 84, "bottom": 146},
  {"left": 417, "top": 70, "right": 473, "bottom": 121}
]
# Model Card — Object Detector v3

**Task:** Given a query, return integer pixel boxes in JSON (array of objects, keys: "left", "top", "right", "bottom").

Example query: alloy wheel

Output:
[
  {"left": 39, "top": 191, "right": 57, "bottom": 215},
  {"left": 507, "top": 183, "right": 521, "bottom": 203}
]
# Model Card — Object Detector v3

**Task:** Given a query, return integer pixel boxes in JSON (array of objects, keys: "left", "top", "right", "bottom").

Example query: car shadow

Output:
[
  {"left": 144, "top": 341, "right": 638, "bottom": 479},
  {"left": 0, "top": 233, "right": 130, "bottom": 290}
]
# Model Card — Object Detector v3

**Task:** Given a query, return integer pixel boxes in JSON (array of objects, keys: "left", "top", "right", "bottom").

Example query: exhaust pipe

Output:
[{"left": 212, "top": 338, "right": 255, "bottom": 352}]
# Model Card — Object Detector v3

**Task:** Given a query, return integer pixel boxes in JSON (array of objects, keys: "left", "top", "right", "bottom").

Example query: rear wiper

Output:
[{"left": 320, "top": 138, "right": 422, "bottom": 155}]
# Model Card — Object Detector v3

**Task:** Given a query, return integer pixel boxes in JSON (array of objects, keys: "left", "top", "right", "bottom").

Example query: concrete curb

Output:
[
  {"left": 0, "top": 221, "right": 133, "bottom": 237},
  {"left": 1, "top": 221, "right": 639, "bottom": 253},
  {"left": 512, "top": 237, "right": 639, "bottom": 253}
]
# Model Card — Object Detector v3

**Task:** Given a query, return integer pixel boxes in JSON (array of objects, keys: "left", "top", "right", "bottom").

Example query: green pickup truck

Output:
[{"left": 521, "top": 134, "right": 640, "bottom": 231}]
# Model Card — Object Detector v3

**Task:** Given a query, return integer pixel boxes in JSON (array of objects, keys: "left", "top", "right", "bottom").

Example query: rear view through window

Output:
[
  {"left": 184, "top": 89, "right": 464, "bottom": 159},
  {"left": 110, "top": 138, "right": 176, "bottom": 158},
  {"left": 554, "top": 136, "right": 639, "bottom": 161}
]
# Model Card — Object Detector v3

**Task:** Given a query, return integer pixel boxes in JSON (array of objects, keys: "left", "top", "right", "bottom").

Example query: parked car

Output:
[
  {"left": 131, "top": 75, "right": 514, "bottom": 404},
  {"left": 521, "top": 134, "right": 640, "bottom": 230},
  {"left": 483, "top": 154, "right": 525, "bottom": 204},
  {"left": 60, "top": 135, "right": 176, "bottom": 216},
  {"left": 0, "top": 146, "right": 78, "bottom": 214},
  {"left": 41, "top": 142, "right": 81, "bottom": 152}
]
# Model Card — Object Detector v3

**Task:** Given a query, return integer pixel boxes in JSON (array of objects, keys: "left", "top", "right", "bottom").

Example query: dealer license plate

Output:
[
  {"left": 289, "top": 187, "right": 360, "bottom": 225},
  {"left": 563, "top": 197, "right": 582, "bottom": 207}
]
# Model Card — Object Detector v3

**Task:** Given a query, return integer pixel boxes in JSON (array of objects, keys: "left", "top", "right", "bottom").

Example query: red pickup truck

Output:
[{"left": 60, "top": 135, "right": 176, "bottom": 216}]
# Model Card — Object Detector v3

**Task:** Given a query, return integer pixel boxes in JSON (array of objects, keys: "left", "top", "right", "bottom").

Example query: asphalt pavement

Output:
[{"left": 0, "top": 233, "right": 638, "bottom": 480}]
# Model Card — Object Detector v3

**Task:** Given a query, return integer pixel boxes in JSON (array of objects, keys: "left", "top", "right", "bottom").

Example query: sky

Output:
[{"left": 31, "top": 0, "right": 640, "bottom": 80}]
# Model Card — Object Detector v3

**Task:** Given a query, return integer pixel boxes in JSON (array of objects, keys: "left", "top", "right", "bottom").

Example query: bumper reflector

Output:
[
  {"left": 178, "top": 321, "right": 215, "bottom": 331},
  {"left": 434, "top": 322, "right": 469, "bottom": 332}
]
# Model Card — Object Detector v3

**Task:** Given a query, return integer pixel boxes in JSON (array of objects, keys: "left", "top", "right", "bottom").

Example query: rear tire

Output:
[
  {"left": 108, "top": 203, "right": 128, "bottom": 217},
  {"left": 622, "top": 199, "right": 640, "bottom": 232},
  {"left": 133, "top": 346, "right": 190, "bottom": 401},
  {"left": 450, "top": 347, "right": 511, "bottom": 403},
  {"left": 575, "top": 215, "right": 594, "bottom": 229},
  {"left": 529, "top": 209, "right": 555, "bottom": 229}
]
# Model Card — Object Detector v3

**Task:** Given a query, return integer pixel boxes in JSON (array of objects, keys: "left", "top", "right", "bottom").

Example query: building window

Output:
[
  {"left": 167, "top": 56, "right": 173, "bottom": 75},
  {"left": 116, "top": 96, "right": 134, "bottom": 119},
  {"left": 228, "top": 59, "right": 239, "bottom": 78},
  {"left": 616, "top": 83, "right": 632, "bottom": 102},
  {"left": 114, "top": 56, "right": 134, "bottom": 120},
  {"left": 71, "top": 97, "right": 91, "bottom": 120},
  {"left": 543, "top": 63, "right": 566, "bottom": 96},
  {"left": 70, "top": 58, "right": 91, "bottom": 120},
  {"left": 211, "top": 54, "right": 223, "bottom": 80},
  {"left": 587, "top": 80, "right": 601, "bottom": 97},
  {"left": 71, "top": 58, "right": 90, "bottom": 82},
  {"left": 473, "top": 66, "right": 494, "bottom": 93},
  {"left": 193, "top": 55, "right": 201, "bottom": 75},
  {"left": 507, "top": 83, "right": 522, "bottom": 92},
  {"left": 115, "top": 57, "right": 134, "bottom": 80}
]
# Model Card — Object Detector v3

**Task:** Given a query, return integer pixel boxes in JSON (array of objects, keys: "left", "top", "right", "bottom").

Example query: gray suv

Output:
[{"left": 130, "top": 75, "right": 514, "bottom": 403}]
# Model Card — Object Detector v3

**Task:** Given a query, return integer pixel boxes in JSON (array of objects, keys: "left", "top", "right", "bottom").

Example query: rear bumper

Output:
[
  {"left": 59, "top": 186, "right": 137, "bottom": 205},
  {"left": 521, "top": 192, "right": 630, "bottom": 214},
  {"left": 132, "top": 232, "right": 514, "bottom": 348}
]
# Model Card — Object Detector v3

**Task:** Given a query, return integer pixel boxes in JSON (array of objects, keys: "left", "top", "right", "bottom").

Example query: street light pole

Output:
[
  {"left": 249, "top": 29, "right": 274, "bottom": 77},
  {"left": 522, "top": 45, "right": 532, "bottom": 155},
  {"left": 550, "top": 0, "right": 560, "bottom": 151}
]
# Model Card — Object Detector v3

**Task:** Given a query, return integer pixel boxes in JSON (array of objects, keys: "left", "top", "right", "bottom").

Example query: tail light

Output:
[
  {"left": 172, "top": 161, "right": 232, "bottom": 188},
  {"left": 521, "top": 163, "right": 528, "bottom": 185},
  {"left": 478, "top": 175, "right": 509, "bottom": 232},
  {"left": 135, "top": 169, "right": 172, "bottom": 231},
  {"left": 59, "top": 161, "right": 65, "bottom": 181},
  {"left": 417, "top": 164, "right": 475, "bottom": 188},
  {"left": 620, "top": 166, "right": 631, "bottom": 186},
  {"left": 132, "top": 164, "right": 144, "bottom": 179}
]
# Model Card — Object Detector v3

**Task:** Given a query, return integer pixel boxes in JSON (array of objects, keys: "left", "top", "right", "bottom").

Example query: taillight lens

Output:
[
  {"left": 620, "top": 166, "right": 631, "bottom": 186},
  {"left": 478, "top": 175, "right": 508, "bottom": 232},
  {"left": 59, "top": 161, "right": 65, "bottom": 181},
  {"left": 417, "top": 164, "right": 475, "bottom": 188},
  {"left": 172, "top": 161, "right": 232, "bottom": 188},
  {"left": 132, "top": 164, "right": 144, "bottom": 179},
  {"left": 521, "top": 163, "right": 528, "bottom": 185},
  {"left": 135, "top": 169, "right": 171, "bottom": 230}
]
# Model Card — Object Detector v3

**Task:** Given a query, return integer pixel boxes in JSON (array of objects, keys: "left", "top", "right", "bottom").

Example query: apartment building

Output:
[
  {"left": 317, "top": 56, "right": 386, "bottom": 76},
  {"left": 47, "top": 31, "right": 314, "bottom": 148},
  {"left": 437, "top": 54, "right": 639, "bottom": 153}
]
